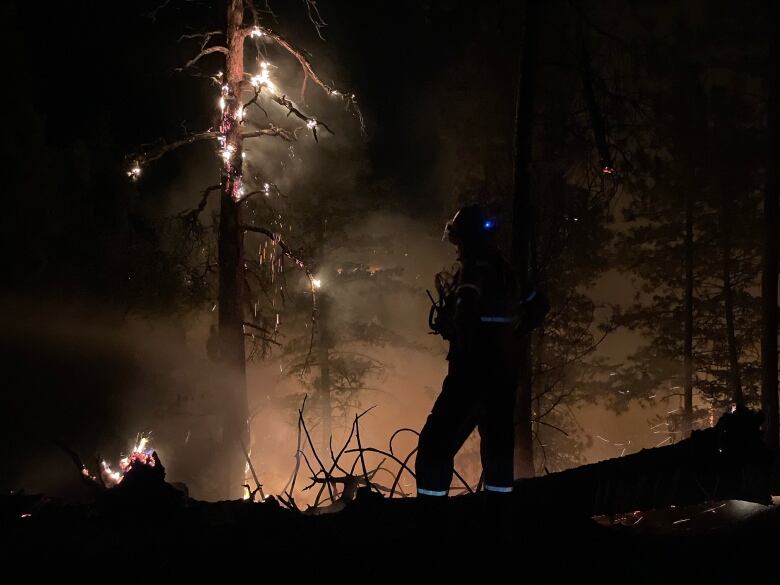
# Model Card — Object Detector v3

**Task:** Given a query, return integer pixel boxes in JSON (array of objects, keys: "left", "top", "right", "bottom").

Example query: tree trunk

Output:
[
  {"left": 682, "top": 187, "right": 694, "bottom": 438},
  {"left": 318, "top": 293, "right": 332, "bottom": 452},
  {"left": 217, "top": 0, "right": 249, "bottom": 498},
  {"left": 720, "top": 194, "right": 744, "bottom": 407},
  {"left": 313, "top": 198, "right": 332, "bottom": 453},
  {"left": 511, "top": 0, "right": 541, "bottom": 479},
  {"left": 762, "top": 0, "right": 779, "bottom": 450}
]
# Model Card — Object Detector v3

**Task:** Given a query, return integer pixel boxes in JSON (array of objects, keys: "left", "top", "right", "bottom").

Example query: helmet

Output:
[{"left": 443, "top": 204, "right": 495, "bottom": 245}]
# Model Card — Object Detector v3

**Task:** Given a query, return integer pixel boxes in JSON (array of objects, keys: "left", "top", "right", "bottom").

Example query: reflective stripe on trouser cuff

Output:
[
  {"left": 484, "top": 484, "right": 513, "bottom": 493},
  {"left": 417, "top": 488, "right": 448, "bottom": 496}
]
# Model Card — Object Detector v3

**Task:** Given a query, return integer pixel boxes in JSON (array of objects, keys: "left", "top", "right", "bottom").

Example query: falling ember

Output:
[{"left": 601, "top": 165, "right": 616, "bottom": 175}]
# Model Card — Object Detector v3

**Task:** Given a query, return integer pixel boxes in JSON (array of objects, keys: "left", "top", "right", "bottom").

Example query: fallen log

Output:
[{"left": 515, "top": 407, "right": 774, "bottom": 517}]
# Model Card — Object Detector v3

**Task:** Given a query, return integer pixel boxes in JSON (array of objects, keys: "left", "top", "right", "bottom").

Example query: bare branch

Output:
[
  {"left": 133, "top": 131, "right": 219, "bottom": 166},
  {"left": 239, "top": 436, "right": 266, "bottom": 501},
  {"left": 179, "top": 184, "right": 220, "bottom": 222},
  {"left": 303, "top": 0, "right": 328, "bottom": 40},
  {"left": 178, "top": 30, "right": 224, "bottom": 44},
  {"left": 176, "top": 46, "right": 229, "bottom": 71}
]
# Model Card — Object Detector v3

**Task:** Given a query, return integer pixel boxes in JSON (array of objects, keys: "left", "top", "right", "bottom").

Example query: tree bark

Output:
[
  {"left": 682, "top": 186, "right": 694, "bottom": 438},
  {"left": 318, "top": 293, "right": 332, "bottom": 453},
  {"left": 217, "top": 0, "right": 249, "bottom": 498},
  {"left": 511, "top": 0, "right": 541, "bottom": 479},
  {"left": 762, "top": 0, "right": 779, "bottom": 450},
  {"left": 720, "top": 194, "right": 744, "bottom": 407}
]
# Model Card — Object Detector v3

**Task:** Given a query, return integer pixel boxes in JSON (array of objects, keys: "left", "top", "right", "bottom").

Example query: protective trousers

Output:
[{"left": 416, "top": 357, "right": 516, "bottom": 496}]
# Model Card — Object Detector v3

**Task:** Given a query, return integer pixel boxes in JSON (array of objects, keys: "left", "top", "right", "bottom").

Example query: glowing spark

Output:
[
  {"left": 250, "top": 62, "right": 276, "bottom": 93},
  {"left": 127, "top": 165, "right": 141, "bottom": 180},
  {"left": 251, "top": 26, "right": 264, "bottom": 38},
  {"left": 306, "top": 119, "right": 317, "bottom": 130},
  {"left": 219, "top": 96, "right": 226, "bottom": 110},
  {"left": 263, "top": 182, "right": 271, "bottom": 195},
  {"left": 312, "top": 278, "right": 322, "bottom": 289}
]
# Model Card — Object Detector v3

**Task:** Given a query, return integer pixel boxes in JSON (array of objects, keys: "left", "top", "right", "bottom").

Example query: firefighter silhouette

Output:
[{"left": 417, "top": 205, "right": 548, "bottom": 505}]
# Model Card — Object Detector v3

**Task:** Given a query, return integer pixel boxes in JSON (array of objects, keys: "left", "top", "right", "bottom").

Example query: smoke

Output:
[{"left": 0, "top": 295, "right": 231, "bottom": 500}]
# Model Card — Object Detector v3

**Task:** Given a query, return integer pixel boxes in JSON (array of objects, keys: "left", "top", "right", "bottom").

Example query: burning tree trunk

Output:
[
  {"left": 511, "top": 0, "right": 541, "bottom": 478},
  {"left": 216, "top": 0, "right": 250, "bottom": 498},
  {"left": 762, "top": 2, "right": 779, "bottom": 450}
]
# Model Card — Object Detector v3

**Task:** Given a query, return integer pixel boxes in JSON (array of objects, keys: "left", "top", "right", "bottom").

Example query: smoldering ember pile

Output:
[{"left": 2, "top": 1, "right": 778, "bottom": 582}]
